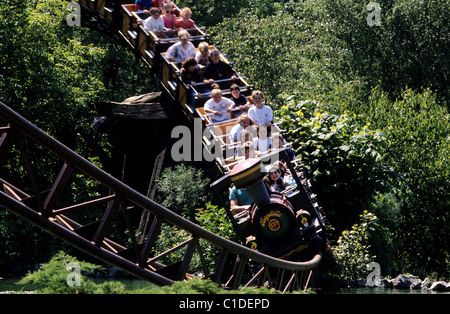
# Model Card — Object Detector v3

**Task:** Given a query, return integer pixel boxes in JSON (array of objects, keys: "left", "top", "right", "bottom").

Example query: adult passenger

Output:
[
  {"left": 181, "top": 57, "right": 206, "bottom": 105},
  {"left": 229, "top": 185, "right": 253, "bottom": 215},
  {"left": 166, "top": 29, "right": 196, "bottom": 63},
  {"left": 135, "top": 0, "right": 153, "bottom": 12},
  {"left": 203, "top": 49, "right": 237, "bottom": 85}
]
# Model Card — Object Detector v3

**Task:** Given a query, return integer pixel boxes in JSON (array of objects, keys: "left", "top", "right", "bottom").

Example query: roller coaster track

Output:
[{"left": 0, "top": 0, "right": 323, "bottom": 292}]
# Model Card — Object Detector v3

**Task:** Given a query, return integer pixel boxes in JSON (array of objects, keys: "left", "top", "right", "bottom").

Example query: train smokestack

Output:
[{"left": 229, "top": 158, "right": 270, "bottom": 207}]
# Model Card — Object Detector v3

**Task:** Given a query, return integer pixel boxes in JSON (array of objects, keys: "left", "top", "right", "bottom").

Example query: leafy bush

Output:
[
  {"left": 331, "top": 211, "right": 377, "bottom": 280},
  {"left": 18, "top": 251, "right": 126, "bottom": 294},
  {"left": 156, "top": 163, "right": 210, "bottom": 221},
  {"left": 209, "top": 1, "right": 350, "bottom": 101},
  {"left": 364, "top": 89, "right": 450, "bottom": 276},
  {"left": 276, "top": 97, "right": 392, "bottom": 231}
]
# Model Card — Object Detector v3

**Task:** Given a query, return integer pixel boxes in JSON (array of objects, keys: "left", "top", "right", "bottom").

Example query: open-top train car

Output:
[{"left": 211, "top": 150, "right": 329, "bottom": 261}]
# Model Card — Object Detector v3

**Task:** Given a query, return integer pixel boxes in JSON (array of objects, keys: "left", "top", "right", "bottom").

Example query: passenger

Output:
[
  {"left": 165, "top": 29, "right": 196, "bottom": 63},
  {"left": 230, "top": 113, "right": 254, "bottom": 142},
  {"left": 271, "top": 133, "right": 296, "bottom": 161},
  {"left": 272, "top": 160, "right": 295, "bottom": 186},
  {"left": 235, "top": 130, "right": 260, "bottom": 159},
  {"left": 228, "top": 84, "right": 251, "bottom": 118},
  {"left": 229, "top": 185, "right": 253, "bottom": 215},
  {"left": 195, "top": 42, "right": 210, "bottom": 68},
  {"left": 135, "top": 0, "right": 153, "bottom": 12},
  {"left": 203, "top": 49, "right": 237, "bottom": 86},
  {"left": 175, "top": 7, "right": 196, "bottom": 30},
  {"left": 255, "top": 125, "right": 271, "bottom": 153},
  {"left": 263, "top": 164, "right": 295, "bottom": 193},
  {"left": 181, "top": 57, "right": 206, "bottom": 105},
  {"left": 247, "top": 90, "right": 273, "bottom": 127},
  {"left": 142, "top": 7, "right": 167, "bottom": 37},
  {"left": 161, "top": 0, "right": 176, "bottom": 37},
  {"left": 240, "top": 141, "right": 260, "bottom": 160},
  {"left": 203, "top": 88, "right": 234, "bottom": 123},
  {"left": 181, "top": 57, "right": 202, "bottom": 86}
]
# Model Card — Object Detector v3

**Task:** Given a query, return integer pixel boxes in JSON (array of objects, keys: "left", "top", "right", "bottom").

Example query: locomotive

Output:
[{"left": 211, "top": 150, "right": 328, "bottom": 262}]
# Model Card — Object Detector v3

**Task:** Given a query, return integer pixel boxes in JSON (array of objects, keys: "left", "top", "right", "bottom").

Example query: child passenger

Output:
[
  {"left": 255, "top": 125, "right": 271, "bottom": 153},
  {"left": 195, "top": 42, "right": 210, "bottom": 68},
  {"left": 175, "top": 7, "right": 196, "bottom": 29},
  {"left": 142, "top": 7, "right": 167, "bottom": 37},
  {"left": 228, "top": 84, "right": 250, "bottom": 118},
  {"left": 247, "top": 90, "right": 273, "bottom": 127},
  {"left": 230, "top": 113, "right": 255, "bottom": 142},
  {"left": 203, "top": 88, "right": 234, "bottom": 123},
  {"left": 161, "top": 0, "right": 176, "bottom": 37},
  {"left": 263, "top": 164, "right": 295, "bottom": 193}
]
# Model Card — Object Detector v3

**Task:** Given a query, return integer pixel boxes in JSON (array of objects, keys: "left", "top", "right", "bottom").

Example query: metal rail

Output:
[{"left": 0, "top": 101, "right": 321, "bottom": 291}]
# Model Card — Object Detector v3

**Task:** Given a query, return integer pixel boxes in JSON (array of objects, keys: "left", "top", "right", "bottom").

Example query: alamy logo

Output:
[
  {"left": 366, "top": 262, "right": 381, "bottom": 286},
  {"left": 366, "top": 2, "right": 381, "bottom": 27},
  {"left": 67, "top": 2, "right": 81, "bottom": 27},
  {"left": 66, "top": 262, "right": 81, "bottom": 287}
]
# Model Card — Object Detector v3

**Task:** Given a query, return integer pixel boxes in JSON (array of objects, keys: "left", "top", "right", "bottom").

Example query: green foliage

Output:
[
  {"left": 196, "top": 203, "right": 238, "bottom": 273},
  {"left": 276, "top": 97, "right": 391, "bottom": 230},
  {"left": 196, "top": 203, "right": 236, "bottom": 241},
  {"left": 364, "top": 88, "right": 450, "bottom": 276},
  {"left": 209, "top": 1, "right": 351, "bottom": 102},
  {"left": 0, "top": 0, "right": 158, "bottom": 269},
  {"left": 331, "top": 211, "right": 377, "bottom": 280},
  {"left": 156, "top": 163, "right": 210, "bottom": 220},
  {"left": 18, "top": 251, "right": 126, "bottom": 294},
  {"left": 321, "top": 0, "right": 450, "bottom": 104}
]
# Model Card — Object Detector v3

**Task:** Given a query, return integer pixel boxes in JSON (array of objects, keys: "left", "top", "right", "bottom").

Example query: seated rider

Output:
[
  {"left": 263, "top": 164, "right": 295, "bottom": 193},
  {"left": 195, "top": 42, "right": 211, "bottom": 68},
  {"left": 271, "top": 133, "right": 296, "bottom": 161},
  {"left": 175, "top": 7, "right": 196, "bottom": 30},
  {"left": 166, "top": 29, "right": 196, "bottom": 63},
  {"left": 203, "top": 88, "right": 234, "bottom": 123},
  {"left": 247, "top": 90, "right": 273, "bottom": 127},
  {"left": 142, "top": 7, "right": 167, "bottom": 37},
  {"left": 203, "top": 49, "right": 237, "bottom": 86},
  {"left": 230, "top": 113, "right": 255, "bottom": 143},
  {"left": 228, "top": 84, "right": 251, "bottom": 118},
  {"left": 229, "top": 185, "right": 253, "bottom": 215}
]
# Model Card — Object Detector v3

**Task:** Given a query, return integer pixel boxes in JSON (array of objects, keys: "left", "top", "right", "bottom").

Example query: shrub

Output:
[
  {"left": 276, "top": 97, "right": 392, "bottom": 231},
  {"left": 156, "top": 163, "right": 210, "bottom": 221},
  {"left": 18, "top": 251, "right": 125, "bottom": 294},
  {"left": 331, "top": 211, "right": 377, "bottom": 280}
]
